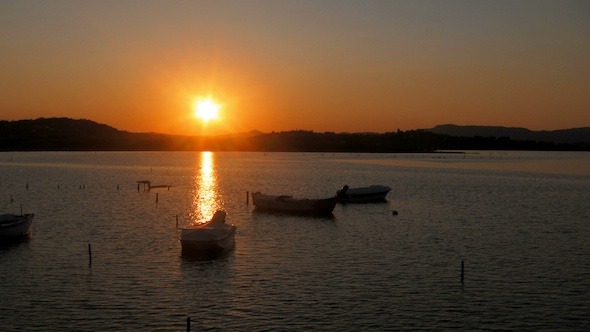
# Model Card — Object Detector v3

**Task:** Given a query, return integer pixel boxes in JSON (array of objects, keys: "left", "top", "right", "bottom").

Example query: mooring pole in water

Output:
[
  {"left": 26, "top": 182, "right": 29, "bottom": 190},
  {"left": 461, "top": 261, "right": 464, "bottom": 284},
  {"left": 156, "top": 193, "right": 159, "bottom": 204},
  {"left": 187, "top": 317, "right": 190, "bottom": 332},
  {"left": 176, "top": 215, "right": 179, "bottom": 229},
  {"left": 88, "top": 243, "right": 92, "bottom": 267},
  {"left": 246, "top": 191, "right": 249, "bottom": 204},
  {"left": 117, "top": 185, "right": 119, "bottom": 190}
]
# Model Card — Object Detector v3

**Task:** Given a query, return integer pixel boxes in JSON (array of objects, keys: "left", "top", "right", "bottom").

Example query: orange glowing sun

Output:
[{"left": 194, "top": 99, "right": 220, "bottom": 122}]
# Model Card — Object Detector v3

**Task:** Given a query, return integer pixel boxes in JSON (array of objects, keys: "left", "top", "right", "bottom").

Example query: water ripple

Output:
[{"left": 1, "top": 152, "right": 589, "bottom": 330}]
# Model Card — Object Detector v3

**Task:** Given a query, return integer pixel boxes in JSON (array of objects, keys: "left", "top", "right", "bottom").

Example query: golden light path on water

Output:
[{"left": 191, "top": 151, "right": 221, "bottom": 224}]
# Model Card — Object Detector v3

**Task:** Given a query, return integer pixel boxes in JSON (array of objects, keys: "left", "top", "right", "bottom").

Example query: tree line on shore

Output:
[{"left": 1, "top": 118, "right": 588, "bottom": 152}]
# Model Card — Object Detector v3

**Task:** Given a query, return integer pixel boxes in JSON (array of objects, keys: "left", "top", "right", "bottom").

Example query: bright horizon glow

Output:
[
  {"left": 1, "top": 1, "right": 589, "bottom": 135},
  {"left": 194, "top": 99, "right": 220, "bottom": 123}
]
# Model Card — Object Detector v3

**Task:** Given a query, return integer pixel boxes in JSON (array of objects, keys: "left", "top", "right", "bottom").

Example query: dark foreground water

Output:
[{"left": 1, "top": 151, "right": 589, "bottom": 331}]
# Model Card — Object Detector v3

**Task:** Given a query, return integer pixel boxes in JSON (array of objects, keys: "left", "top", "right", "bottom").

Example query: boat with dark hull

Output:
[
  {"left": 0, "top": 214, "right": 34, "bottom": 238},
  {"left": 251, "top": 192, "right": 337, "bottom": 216},
  {"left": 337, "top": 185, "right": 391, "bottom": 203}
]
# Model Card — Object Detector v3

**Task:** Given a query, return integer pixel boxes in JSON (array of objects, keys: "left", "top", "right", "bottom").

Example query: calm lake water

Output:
[{"left": 1, "top": 151, "right": 589, "bottom": 331}]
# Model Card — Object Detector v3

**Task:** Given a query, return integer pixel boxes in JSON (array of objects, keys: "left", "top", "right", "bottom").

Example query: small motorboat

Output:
[
  {"left": 251, "top": 192, "right": 337, "bottom": 216},
  {"left": 0, "top": 213, "right": 34, "bottom": 238},
  {"left": 180, "top": 211, "right": 236, "bottom": 254},
  {"left": 336, "top": 185, "right": 391, "bottom": 203}
]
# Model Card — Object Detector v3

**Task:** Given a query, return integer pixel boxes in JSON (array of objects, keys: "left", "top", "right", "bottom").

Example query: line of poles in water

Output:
[{"left": 15, "top": 179, "right": 467, "bottom": 330}]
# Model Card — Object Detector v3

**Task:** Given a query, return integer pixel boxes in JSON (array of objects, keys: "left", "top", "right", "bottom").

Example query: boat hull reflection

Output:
[
  {"left": 0, "top": 234, "right": 31, "bottom": 249},
  {"left": 181, "top": 247, "right": 234, "bottom": 261}
]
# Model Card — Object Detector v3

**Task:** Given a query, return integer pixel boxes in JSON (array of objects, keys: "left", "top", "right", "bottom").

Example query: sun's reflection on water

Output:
[{"left": 191, "top": 151, "right": 221, "bottom": 224}]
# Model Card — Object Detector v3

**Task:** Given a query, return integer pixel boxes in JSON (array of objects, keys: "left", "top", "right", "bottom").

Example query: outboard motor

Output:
[
  {"left": 212, "top": 210, "right": 227, "bottom": 223},
  {"left": 337, "top": 185, "right": 350, "bottom": 200}
]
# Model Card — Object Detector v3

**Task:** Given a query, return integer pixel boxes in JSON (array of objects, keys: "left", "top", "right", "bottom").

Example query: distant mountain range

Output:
[
  {"left": 427, "top": 124, "right": 590, "bottom": 144},
  {"left": 1, "top": 118, "right": 588, "bottom": 151}
]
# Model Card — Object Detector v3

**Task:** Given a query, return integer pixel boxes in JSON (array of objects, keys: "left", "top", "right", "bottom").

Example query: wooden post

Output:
[
  {"left": 117, "top": 185, "right": 119, "bottom": 190},
  {"left": 246, "top": 191, "right": 249, "bottom": 204},
  {"left": 176, "top": 215, "right": 179, "bottom": 229},
  {"left": 156, "top": 193, "right": 159, "bottom": 204},
  {"left": 461, "top": 261, "right": 464, "bottom": 284},
  {"left": 187, "top": 317, "right": 190, "bottom": 332},
  {"left": 26, "top": 182, "right": 29, "bottom": 190},
  {"left": 88, "top": 244, "right": 92, "bottom": 267}
]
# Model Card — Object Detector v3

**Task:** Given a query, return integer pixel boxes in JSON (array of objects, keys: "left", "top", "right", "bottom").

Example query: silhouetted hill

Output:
[
  {"left": 428, "top": 124, "right": 590, "bottom": 144},
  {"left": 0, "top": 118, "right": 120, "bottom": 150},
  {"left": 1, "top": 118, "right": 588, "bottom": 152}
]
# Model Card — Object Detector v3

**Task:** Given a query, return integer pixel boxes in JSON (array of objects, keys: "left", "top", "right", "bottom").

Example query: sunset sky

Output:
[{"left": 1, "top": 0, "right": 589, "bottom": 136}]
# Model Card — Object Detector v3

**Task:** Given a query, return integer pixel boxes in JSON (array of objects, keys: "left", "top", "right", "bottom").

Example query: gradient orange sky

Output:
[{"left": 1, "top": 1, "right": 589, "bottom": 136}]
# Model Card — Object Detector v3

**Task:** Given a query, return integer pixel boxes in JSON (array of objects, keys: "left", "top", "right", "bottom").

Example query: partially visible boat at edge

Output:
[
  {"left": 251, "top": 192, "right": 337, "bottom": 216},
  {"left": 0, "top": 213, "right": 34, "bottom": 238},
  {"left": 180, "top": 211, "right": 236, "bottom": 254},
  {"left": 337, "top": 185, "right": 391, "bottom": 203}
]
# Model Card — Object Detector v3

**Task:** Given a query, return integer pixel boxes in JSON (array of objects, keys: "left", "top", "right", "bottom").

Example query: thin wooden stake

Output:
[
  {"left": 88, "top": 243, "right": 92, "bottom": 267},
  {"left": 176, "top": 215, "right": 179, "bottom": 229},
  {"left": 156, "top": 193, "right": 159, "bottom": 204},
  {"left": 187, "top": 317, "right": 190, "bottom": 332},
  {"left": 246, "top": 191, "right": 249, "bottom": 204}
]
